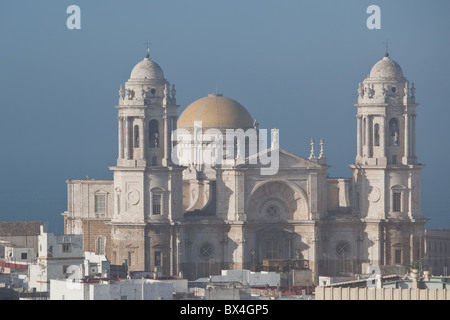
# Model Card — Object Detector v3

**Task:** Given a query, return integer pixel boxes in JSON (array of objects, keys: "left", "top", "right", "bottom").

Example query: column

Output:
[
  {"left": 163, "top": 112, "right": 170, "bottom": 165},
  {"left": 356, "top": 115, "right": 362, "bottom": 159},
  {"left": 139, "top": 117, "right": 145, "bottom": 160},
  {"left": 124, "top": 117, "right": 131, "bottom": 160},
  {"left": 381, "top": 118, "right": 386, "bottom": 157},
  {"left": 412, "top": 114, "right": 417, "bottom": 158},
  {"left": 171, "top": 116, "right": 178, "bottom": 151},
  {"left": 118, "top": 116, "right": 124, "bottom": 159},
  {"left": 404, "top": 114, "right": 410, "bottom": 162},
  {"left": 364, "top": 116, "right": 370, "bottom": 158}
]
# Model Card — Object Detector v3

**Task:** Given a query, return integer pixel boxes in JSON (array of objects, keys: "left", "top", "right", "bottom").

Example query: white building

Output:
[
  {"left": 50, "top": 278, "right": 173, "bottom": 300},
  {"left": 28, "top": 226, "right": 84, "bottom": 292},
  {"left": 62, "top": 49, "right": 427, "bottom": 285},
  {"left": 209, "top": 270, "right": 280, "bottom": 287}
]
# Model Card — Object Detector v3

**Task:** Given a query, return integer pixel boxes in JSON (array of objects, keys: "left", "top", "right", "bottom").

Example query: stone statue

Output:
[
  {"left": 358, "top": 83, "right": 364, "bottom": 97},
  {"left": 171, "top": 84, "right": 176, "bottom": 100},
  {"left": 119, "top": 84, "right": 124, "bottom": 100}
]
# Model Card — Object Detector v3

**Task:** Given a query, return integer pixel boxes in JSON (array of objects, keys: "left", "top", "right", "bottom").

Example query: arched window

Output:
[
  {"left": 149, "top": 120, "right": 159, "bottom": 148},
  {"left": 96, "top": 237, "right": 106, "bottom": 255},
  {"left": 133, "top": 125, "right": 140, "bottom": 148},
  {"left": 389, "top": 118, "right": 399, "bottom": 146},
  {"left": 374, "top": 123, "right": 380, "bottom": 146}
]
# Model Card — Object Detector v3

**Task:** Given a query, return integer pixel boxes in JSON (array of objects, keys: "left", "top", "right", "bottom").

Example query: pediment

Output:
[
  {"left": 277, "top": 148, "right": 324, "bottom": 168},
  {"left": 236, "top": 147, "right": 327, "bottom": 170}
]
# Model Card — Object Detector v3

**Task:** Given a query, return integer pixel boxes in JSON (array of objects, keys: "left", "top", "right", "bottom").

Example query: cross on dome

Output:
[{"left": 143, "top": 41, "right": 151, "bottom": 58}]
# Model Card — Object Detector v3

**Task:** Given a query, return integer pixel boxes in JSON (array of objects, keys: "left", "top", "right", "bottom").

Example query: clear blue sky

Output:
[{"left": 0, "top": 1, "right": 449, "bottom": 233}]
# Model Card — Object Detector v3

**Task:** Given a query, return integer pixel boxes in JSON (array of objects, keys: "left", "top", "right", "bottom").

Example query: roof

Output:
[
  {"left": 129, "top": 56, "right": 165, "bottom": 81},
  {"left": 368, "top": 55, "right": 404, "bottom": 80},
  {"left": 177, "top": 93, "right": 254, "bottom": 130},
  {"left": 0, "top": 221, "right": 41, "bottom": 236}
]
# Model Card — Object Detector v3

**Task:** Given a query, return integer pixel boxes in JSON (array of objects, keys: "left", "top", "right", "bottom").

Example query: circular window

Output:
[
  {"left": 336, "top": 241, "right": 351, "bottom": 258},
  {"left": 391, "top": 87, "right": 396, "bottom": 93},
  {"left": 199, "top": 243, "right": 214, "bottom": 259},
  {"left": 266, "top": 205, "right": 279, "bottom": 217},
  {"left": 151, "top": 88, "right": 156, "bottom": 95}
]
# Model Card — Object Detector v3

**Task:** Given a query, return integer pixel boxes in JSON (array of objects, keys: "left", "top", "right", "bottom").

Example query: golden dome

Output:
[{"left": 177, "top": 94, "right": 254, "bottom": 130}]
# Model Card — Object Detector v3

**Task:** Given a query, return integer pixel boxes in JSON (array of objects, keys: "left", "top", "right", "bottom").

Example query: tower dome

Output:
[
  {"left": 177, "top": 94, "right": 254, "bottom": 130},
  {"left": 129, "top": 54, "right": 165, "bottom": 81},
  {"left": 368, "top": 54, "right": 404, "bottom": 80}
]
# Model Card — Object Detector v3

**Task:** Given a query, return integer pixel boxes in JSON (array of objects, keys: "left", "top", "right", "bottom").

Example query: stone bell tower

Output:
[
  {"left": 350, "top": 52, "right": 427, "bottom": 272},
  {"left": 108, "top": 49, "right": 184, "bottom": 273}
]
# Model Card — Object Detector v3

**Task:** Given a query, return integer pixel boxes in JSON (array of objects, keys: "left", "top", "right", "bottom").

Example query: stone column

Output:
[
  {"left": 163, "top": 112, "right": 170, "bottom": 166},
  {"left": 356, "top": 115, "right": 362, "bottom": 159},
  {"left": 139, "top": 117, "right": 145, "bottom": 160},
  {"left": 171, "top": 116, "right": 178, "bottom": 151},
  {"left": 381, "top": 118, "right": 386, "bottom": 157},
  {"left": 124, "top": 117, "right": 131, "bottom": 160},
  {"left": 118, "top": 116, "right": 124, "bottom": 159},
  {"left": 412, "top": 114, "right": 417, "bottom": 158},
  {"left": 404, "top": 114, "right": 410, "bottom": 162},
  {"left": 364, "top": 116, "right": 370, "bottom": 158}
]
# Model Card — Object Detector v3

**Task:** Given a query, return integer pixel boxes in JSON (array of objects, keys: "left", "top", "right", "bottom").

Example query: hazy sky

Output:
[{"left": 0, "top": 1, "right": 449, "bottom": 233}]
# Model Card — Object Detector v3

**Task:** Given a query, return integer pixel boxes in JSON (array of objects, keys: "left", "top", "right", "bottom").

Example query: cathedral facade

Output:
[{"left": 62, "top": 50, "right": 428, "bottom": 283}]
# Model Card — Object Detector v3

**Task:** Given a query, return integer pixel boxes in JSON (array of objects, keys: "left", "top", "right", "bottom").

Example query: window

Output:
[
  {"left": 62, "top": 243, "right": 71, "bottom": 253},
  {"left": 154, "top": 251, "right": 162, "bottom": 267},
  {"left": 95, "top": 194, "right": 106, "bottom": 215},
  {"left": 152, "top": 194, "right": 161, "bottom": 215},
  {"left": 392, "top": 155, "right": 397, "bottom": 164},
  {"left": 393, "top": 192, "right": 401, "bottom": 212},
  {"left": 199, "top": 243, "right": 213, "bottom": 259},
  {"left": 62, "top": 265, "right": 70, "bottom": 274},
  {"left": 395, "top": 249, "right": 402, "bottom": 264},
  {"left": 96, "top": 237, "right": 106, "bottom": 255},
  {"left": 266, "top": 205, "right": 279, "bottom": 217},
  {"left": 265, "top": 240, "right": 277, "bottom": 259},
  {"left": 336, "top": 241, "right": 351, "bottom": 258},
  {"left": 21, "top": 252, "right": 27, "bottom": 260},
  {"left": 128, "top": 251, "right": 133, "bottom": 266}
]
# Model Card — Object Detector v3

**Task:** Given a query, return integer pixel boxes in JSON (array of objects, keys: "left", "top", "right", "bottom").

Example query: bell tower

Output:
[
  {"left": 109, "top": 50, "right": 184, "bottom": 273},
  {"left": 350, "top": 52, "right": 427, "bottom": 272}
]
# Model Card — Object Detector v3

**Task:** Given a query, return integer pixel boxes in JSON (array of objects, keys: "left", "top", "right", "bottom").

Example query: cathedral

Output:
[{"left": 62, "top": 49, "right": 428, "bottom": 284}]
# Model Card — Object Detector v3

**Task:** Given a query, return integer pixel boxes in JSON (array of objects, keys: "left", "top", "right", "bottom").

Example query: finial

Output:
[
  {"left": 319, "top": 138, "right": 325, "bottom": 159},
  {"left": 309, "top": 138, "right": 316, "bottom": 160}
]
